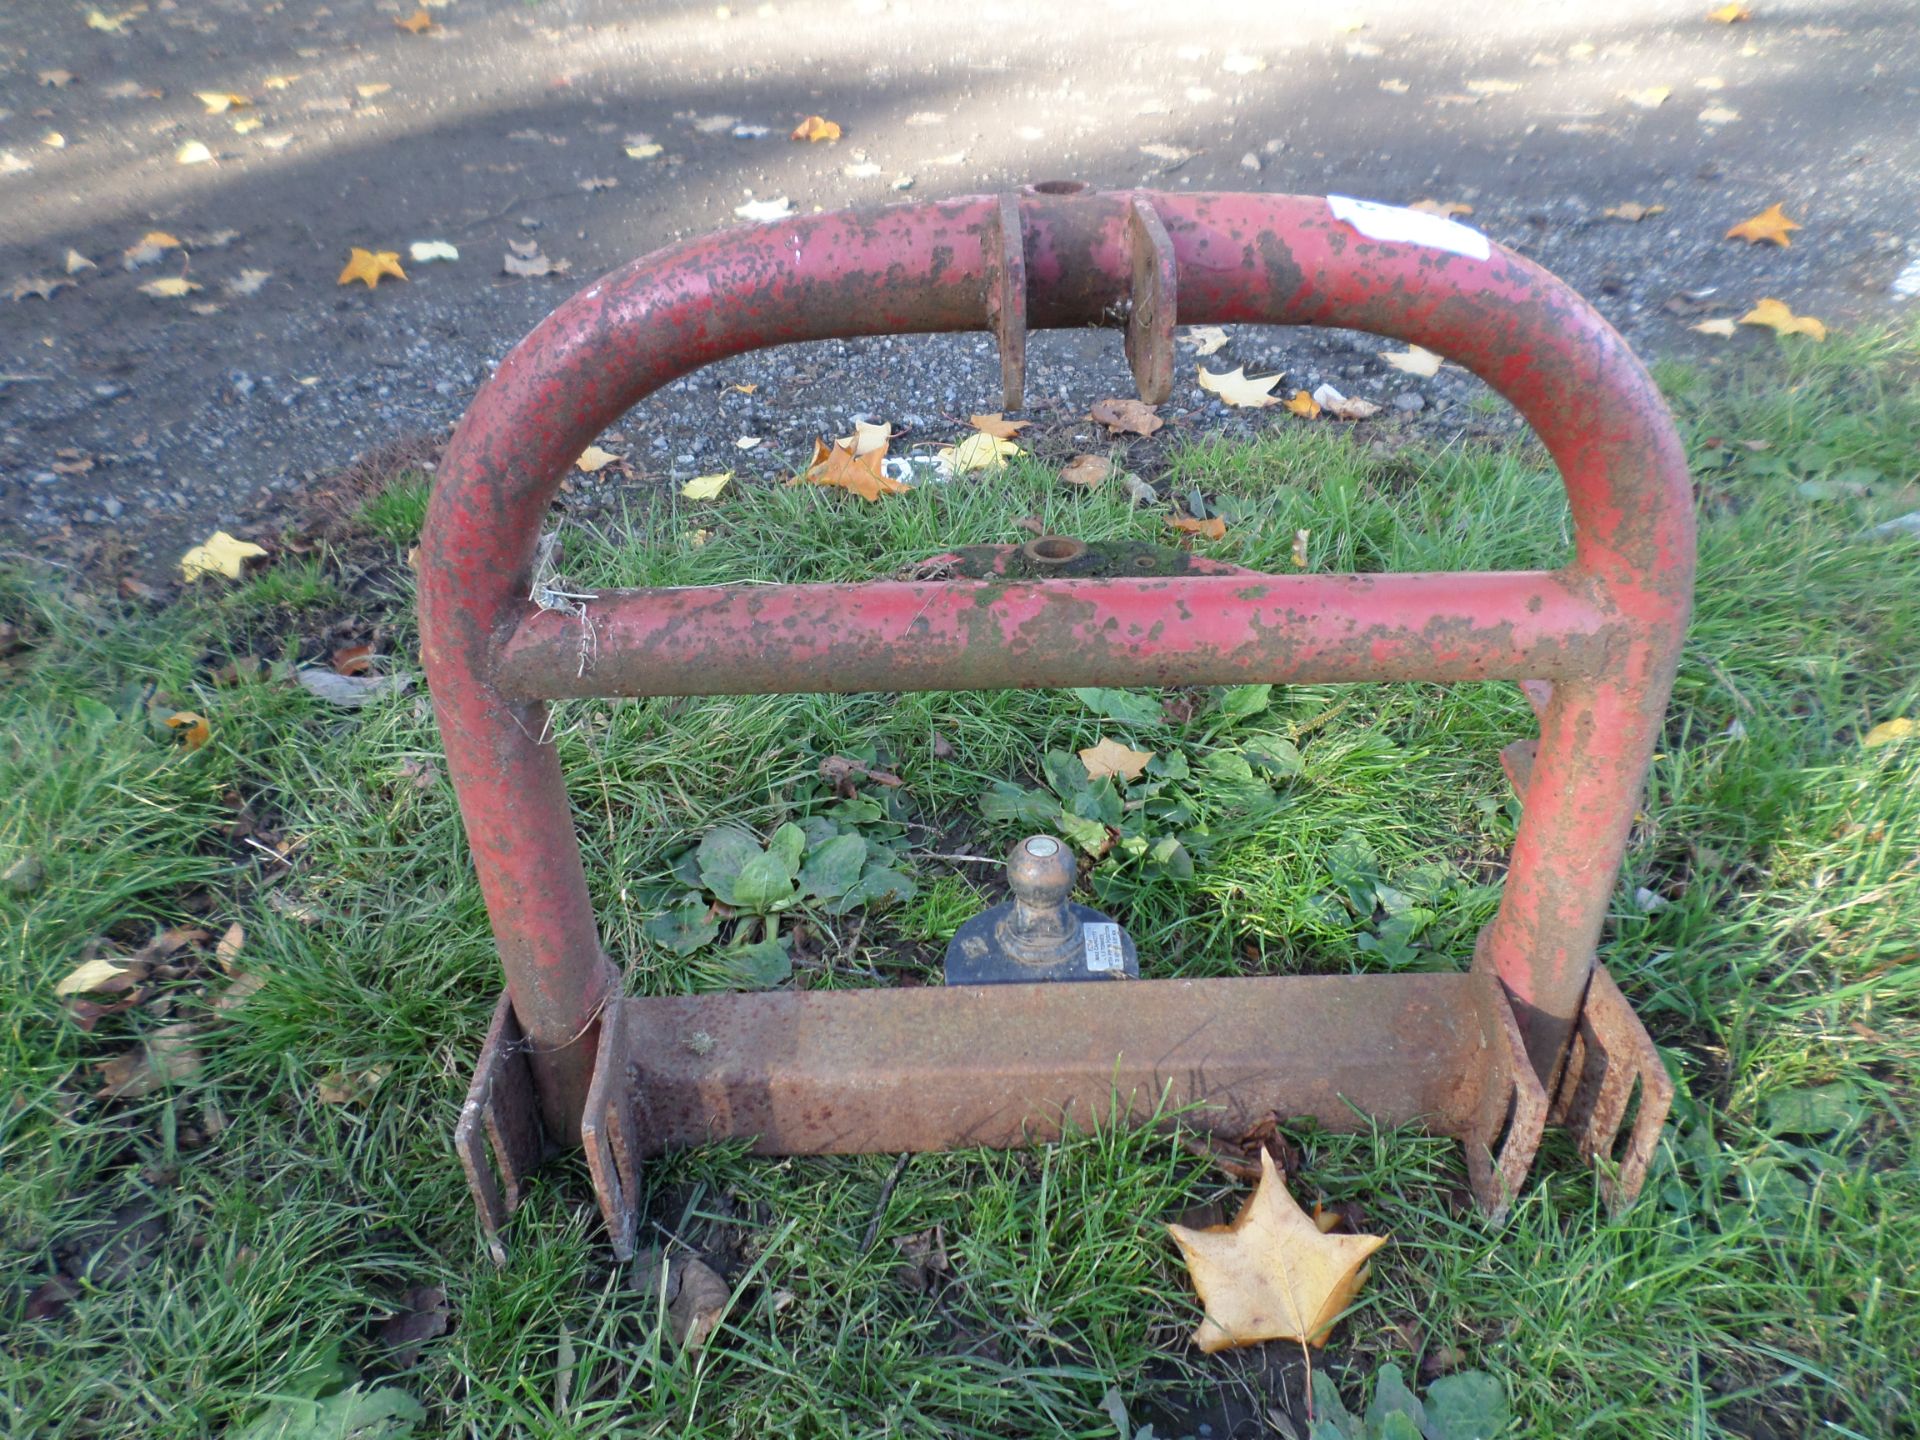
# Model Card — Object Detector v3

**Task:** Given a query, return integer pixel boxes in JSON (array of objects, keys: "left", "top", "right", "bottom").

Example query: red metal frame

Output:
[{"left": 422, "top": 188, "right": 1691, "bottom": 1257}]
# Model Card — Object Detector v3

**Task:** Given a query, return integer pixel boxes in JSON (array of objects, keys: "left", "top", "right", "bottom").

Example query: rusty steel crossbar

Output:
[{"left": 423, "top": 186, "right": 1693, "bottom": 1262}]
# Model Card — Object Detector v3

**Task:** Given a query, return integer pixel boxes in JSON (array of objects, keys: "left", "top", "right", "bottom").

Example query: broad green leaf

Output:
[
  {"left": 823, "top": 865, "right": 915, "bottom": 915},
  {"left": 642, "top": 895, "right": 720, "bottom": 955},
  {"left": 1148, "top": 835, "right": 1195, "bottom": 880},
  {"left": 1069, "top": 776, "right": 1124, "bottom": 827},
  {"left": 1307, "top": 1371, "right": 1357, "bottom": 1438},
  {"left": 233, "top": 1382, "right": 426, "bottom": 1440},
  {"left": 827, "top": 797, "right": 886, "bottom": 825},
  {"left": 1245, "top": 738, "right": 1303, "bottom": 776},
  {"left": 1377, "top": 1415, "right": 1422, "bottom": 1440},
  {"left": 670, "top": 847, "right": 705, "bottom": 889},
  {"left": 799, "top": 833, "right": 868, "bottom": 900},
  {"left": 1201, "top": 750, "right": 1258, "bottom": 786},
  {"left": 732, "top": 852, "right": 798, "bottom": 911},
  {"left": 1146, "top": 750, "right": 1190, "bottom": 780},
  {"left": 981, "top": 782, "right": 1065, "bottom": 827},
  {"left": 1043, "top": 749, "right": 1091, "bottom": 799},
  {"left": 74, "top": 695, "right": 118, "bottom": 727},
  {"left": 1421, "top": 1371, "right": 1508, "bottom": 1440},
  {"left": 1365, "top": 1367, "right": 1425, "bottom": 1435},
  {"left": 1764, "top": 1083, "right": 1860, "bottom": 1136},
  {"left": 1057, "top": 810, "right": 1110, "bottom": 855},
  {"left": 768, "top": 822, "right": 807, "bottom": 875},
  {"left": 1217, "top": 683, "right": 1272, "bottom": 720},
  {"left": 696, "top": 826, "right": 763, "bottom": 903},
  {"left": 714, "top": 935, "right": 792, "bottom": 989},
  {"left": 1071, "top": 686, "right": 1167, "bottom": 727}
]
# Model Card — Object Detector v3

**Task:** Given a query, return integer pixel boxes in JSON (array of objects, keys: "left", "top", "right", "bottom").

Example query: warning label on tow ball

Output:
[{"left": 1084, "top": 924, "right": 1125, "bottom": 973}]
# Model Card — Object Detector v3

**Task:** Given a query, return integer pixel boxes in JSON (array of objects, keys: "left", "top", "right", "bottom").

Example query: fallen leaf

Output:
[
  {"left": 396, "top": 9, "right": 436, "bottom": 33},
  {"left": 215, "top": 922, "right": 246, "bottom": 970},
  {"left": 1199, "top": 366, "right": 1284, "bottom": 408},
  {"left": 1706, "top": 3, "right": 1751, "bottom": 21},
  {"left": 1284, "top": 390, "right": 1321, "bottom": 418},
  {"left": 578, "top": 175, "right": 618, "bottom": 192},
  {"left": 8, "top": 275, "right": 72, "bottom": 301},
  {"left": 39, "top": 69, "right": 75, "bottom": 88},
  {"left": 226, "top": 268, "right": 272, "bottom": 296},
  {"left": 1622, "top": 86, "right": 1672, "bottom": 109},
  {"left": 232, "top": 116, "right": 263, "bottom": 134},
  {"left": 942, "top": 431, "right": 1024, "bottom": 474},
  {"left": 176, "top": 140, "right": 214, "bottom": 166},
  {"left": 56, "top": 958, "right": 131, "bottom": 997},
  {"left": 1382, "top": 344, "right": 1443, "bottom": 377},
  {"left": 122, "top": 232, "right": 180, "bottom": 268},
  {"left": 796, "top": 436, "right": 912, "bottom": 501},
  {"left": 1603, "top": 202, "right": 1667, "bottom": 221},
  {"left": 355, "top": 82, "right": 393, "bottom": 100},
  {"left": 165, "top": 711, "right": 210, "bottom": 750},
  {"left": 64, "top": 249, "right": 96, "bottom": 274},
  {"left": 196, "top": 91, "right": 250, "bottom": 114},
  {"left": 1739, "top": 297, "right": 1827, "bottom": 340},
  {"left": 1165, "top": 1149, "right": 1385, "bottom": 1352},
  {"left": 1088, "top": 397, "right": 1164, "bottom": 436},
  {"left": 1406, "top": 199, "right": 1472, "bottom": 217},
  {"left": 668, "top": 1255, "right": 730, "bottom": 1351},
  {"left": 97, "top": 1023, "right": 204, "bottom": 1100},
  {"left": 681, "top": 471, "right": 732, "bottom": 500},
  {"left": 317, "top": 1064, "right": 390, "bottom": 1104},
  {"left": 379, "top": 1286, "right": 449, "bottom": 1368},
  {"left": 264, "top": 74, "right": 299, "bottom": 90},
  {"left": 847, "top": 420, "right": 892, "bottom": 455},
  {"left": 625, "top": 138, "right": 664, "bottom": 159},
  {"left": 1863, "top": 717, "right": 1915, "bottom": 748},
  {"left": 502, "top": 244, "right": 569, "bottom": 278},
  {"left": 1311, "top": 384, "right": 1382, "bottom": 420},
  {"left": 1139, "top": 142, "right": 1192, "bottom": 168},
  {"left": 338, "top": 247, "right": 406, "bottom": 288},
  {"left": 1692, "top": 316, "right": 1737, "bottom": 337},
  {"left": 1726, "top": 202, "right": 1801, "bottom": 247},
  {"left": 1168, "top": 514, "right": 1228, "bottom": 540},
  {"left": 331, "top": 644, "right": 375, "bottom": 676},
  {"left": 1079, "top": 736, "right": 1154, "bottom": 782},
  {"left": 179, "top": 530, "right": 267, "bottom": 580},
  {"left": 409, "top": 240, "right": 458, "bottom": 263},
  {"left": 138, "top": 277, "right": 201, "bottom": 298},
  {"left": 1180, "top": 326, "right": 1230, "bottom": 356},
  {"left": 734, "top": 196, "right": 795, "bottom": 222},
  {"left": 295, "top": 668, "right": 414, "bottom": 707},
  {"left": 969, "top": 413, "right": 1030, "bottom": 439},
  {"left": 86, "top": 7, "right": 146, "bottom": 35},
  {"left": 1698, "top": 104, "right": 1741, "bottom": 125},
  {"left": 893, "top": 1225, "right": 950, "bottom": 1294},
  {"left": 575, "top": 445, "right": 620, "bottom": 473},
  {"left": 1124, "top": 473, "right": 1159, "bottom": 506},
  {"left": 1060, "top": 454, "right": 1112, "bottom": 488},
  {"left": 790, "top": 115, "right": 841, "bottom": 142}
]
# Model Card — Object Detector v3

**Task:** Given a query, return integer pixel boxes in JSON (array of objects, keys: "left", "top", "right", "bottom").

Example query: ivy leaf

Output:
[{"left": 1071, "top": 687, "right": 1167, "bottom": 727}]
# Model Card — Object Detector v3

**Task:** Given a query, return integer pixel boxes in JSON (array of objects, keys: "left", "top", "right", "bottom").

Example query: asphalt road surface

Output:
[{"left": 2, "top": 0, "right": 1916, "bottom": 576}]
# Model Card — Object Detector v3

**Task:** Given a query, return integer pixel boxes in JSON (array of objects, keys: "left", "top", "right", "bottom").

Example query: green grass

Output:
[{"left": 3, "top": 328, "right": 1917, "bottom": 1439}]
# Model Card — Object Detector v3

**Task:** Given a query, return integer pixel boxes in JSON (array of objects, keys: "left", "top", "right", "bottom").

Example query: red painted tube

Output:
[
  {"left": 420, "top": 189, "right": 1693, "bottom": 1139},
  {"left": 495, "top": 571, "right": 1619, "bottom": 701}
]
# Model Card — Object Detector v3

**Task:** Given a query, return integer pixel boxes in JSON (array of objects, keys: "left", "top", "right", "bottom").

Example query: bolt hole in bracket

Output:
[{"left": 426, "top": 187, "right": 1693, "bottom": 1262}]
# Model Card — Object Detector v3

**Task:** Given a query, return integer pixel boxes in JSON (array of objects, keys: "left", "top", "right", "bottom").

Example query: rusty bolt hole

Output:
[
  {"left": 1022, "top": 535, "right": 1089, "bottom": 567},
  {"left": 1027, "top": 179, "right": 1092, "bottom": 196}
]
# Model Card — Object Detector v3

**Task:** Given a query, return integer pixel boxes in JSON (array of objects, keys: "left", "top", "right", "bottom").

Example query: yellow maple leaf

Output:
[
  {"left": 1166, "top": 1149, "right": 1385, "bottom": 1352},
  {"left": 681, "top": 471, "right": 733, "bottom": 500},
  {"left": 165, "top": 712, "right": 211, "bottom": 750},
  {"left": 141, "top": 230, "right": 182, "bottom": 249},
  {"left": 179, "top": 530, "right": 268, "bottom": 581},
  {"left": 1863, "top": 717, "right": 1915, "bottom": 748},
  {"left": 1692, "top": 317, "right": 1738, "bottom": 337},
  {"left": 847, "top": 420, "right": 892, "bottom": 455},
  {"left": 1739, "top": 297, "right": 1827, "bottom": 340},
  {"left": 1706, "top": 3, "right": 1751, "bottom": 21},
  {"left": 1726, "top": 203, "right": 1801, "bottom": 247},
  {"left": 139, "top": 277, "right": 201, "bottom": 298},
  {"left": 574, "top": 444, "right": 620, "bottom": 473},
  {"left": 1198, "top": 366, "right": 1284, "bottom": 408},
  {"left": 396, "top": 8, "right": 436, "bottom": 33},
  {"left": 942, "top": 431, "right": 1023, "bottom": 474},
  {"left": 1381, "top": 345, "right": 1442, "bottom": 377},
  {"left": 195, "top": 91, "right": 250, "bottom": 114},
  {"left": 794, "top": 436, "right": 912, "bottom": 501},
  {"left": 338, "top": 248, "right": 407, "bottom": 288},
  {"left": 1284, "top": 390, "right": 1321, "bottom": 418},
  {"left": 968, "top": 413, "right": 1031, "bottom": 440},
  {"left": 1168, "top": 514, "right": 1228, "bottom": 541},
  {"left": 1078, "top": 736, "right": 1154, "bottom": 782},
  {"left": 790, "top": 115, "right": 841, "bottom": 142}
]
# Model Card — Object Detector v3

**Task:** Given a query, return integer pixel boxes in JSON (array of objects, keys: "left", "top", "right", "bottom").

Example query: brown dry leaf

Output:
[
  {"left": 575, "top": 444, "right": 620, "bottom": 473},
  {"left": 196, "top": 91, "right": 250, "bottom": 114},
  {"left": 1406, "top": 199, "right": 1473, "bottom": 217},
  {"left": 56, "top": 958, "right": 131, "bottom": 997},
  {"left": 318, "top": 1064, "right": 391, "bottom": 1105},
  {"left": 338, "top": 247, "right": 406, "bottom": 288},
  {"left": 97, "top": 1023, "right": 204, "bottom": 1100},
  {"left": 1382, "top": 345, "right": 1443, "bottom": 378},
  {"left": 1079, "top": 736, "right": 1154, "bottom": 782},
  {"left": 1059, "top": 454, "right": 1112, "bottom": 489},
  {"left": 331, "top": 644, "right": 375, "bottom": 675},
  {"left": 396, "top": 9, "right": 437, "bottom": 33},
  {"left": 893, "top": 1225, "right": 950, "bottom": 1294},
  {"left": 1168, "top": 514, "right": 1228, "bottom": 541},
  {"left": 796, "top": 436, "right": 912, "bottom": 501},
  {"left": 669, "top": 1256, "right": 731, "bottom": 1351},
  {"left": 1706, "top": 3, "right": 1751, "bottom": 21},
  {"left": 969, "top": 413, "right": 1030, "bottom": 439},
  {"left": 1603, "top": 202, "right": 1667, "bottom": 221},
  {"left": 1312, "top": 384, "right": 1382, "bottom": 420},
  {"left": 1292, "top": 529, "right": 1310, "bottom": 568},
  {"left": 1739, "top": 297, "right": 1827, "bottom": 340},
  {"left": 790, "top": 115, "right": 841, "bottom": 142},
  {"left": 1088, "top": 397, "right": 1164, "bottom": 436},
  {"left": 1199, "top": 366, "right": 1284, "bottom": 408},
  {"left": 165, "top": 711, "right": 211, "bottom": 750},
  {"left": 214, "top": 970, "right": 266, "bottom": 1012},
  {"left": 1180, "top": 325, "right": 1230, "bottom": 356},
  {"left": 502, "top": 243, "right": 570, "bottom": 278},
  {"left": 296, "top": 668, "right": 413, "bottom": 707},
  {"left": 214, "top": 921, "right": 246, "bottom": 970},
  {"left": 1284, "top": 390, "right": 1321, "bottom": 418},
  {"left": 1165, "top": 1149, "right": 1385, "bottom": 1352},
  {"left": 1692, "top": 317, "right": 1738, "bottom": 337},
  {"left": 1726, "top": 203, "right": 1801, "bottom": 247}
]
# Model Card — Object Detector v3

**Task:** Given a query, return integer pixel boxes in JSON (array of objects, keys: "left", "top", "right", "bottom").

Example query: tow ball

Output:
[{"left": 422, "top": 187, "right": 1693, "bottom": 1263}]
